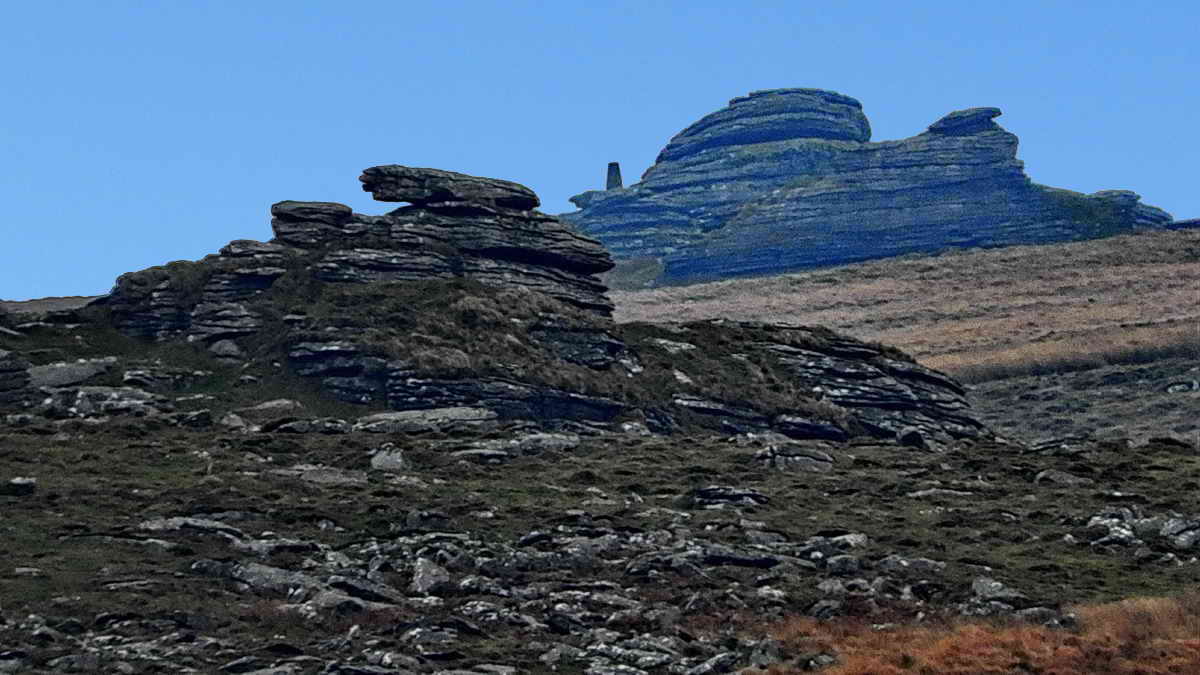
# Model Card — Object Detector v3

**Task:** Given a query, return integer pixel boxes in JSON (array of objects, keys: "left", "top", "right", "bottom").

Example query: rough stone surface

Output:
[
  {"left": 656, "top": 89, "right": 871, "bottom": 164},
  {"left": 606, "top": 162, "right": 623, "bottom": 190},
  {"left": 353, "top": 408, "right": 499, "bottom": 434},
  {"left": 360, "top": 165, "right": 540, "bottom": 211},
  {"left": 562, "top": 89, "right": 1173, "bottom": 285},
  {"left": 102, "top": 166, "right": 615, "bottom": 340},
  {"left": 0, "top": 350, "right": 32, "bottom": 407},
  {"left": 36, "top": 386, "right": 173, "bottom": 419},
  {"left": 13, "top": 165, "right": 988, "bottom": 444},
  {"left": 27, "top": 358, "right": 116, "bottom": 388}
]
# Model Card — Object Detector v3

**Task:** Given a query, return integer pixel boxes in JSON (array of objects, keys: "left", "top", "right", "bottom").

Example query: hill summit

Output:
[{"left": 561, "top": 88, "right": 1173, "bottom": 286}]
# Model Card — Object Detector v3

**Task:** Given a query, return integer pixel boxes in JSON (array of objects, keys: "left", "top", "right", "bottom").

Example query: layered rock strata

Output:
[
  {"left": 562, "top": 88, "right": 1173, "bottom": 285},
  {"left": 0, "top": 350, "right": 31, "bottom": 407},
  {"left": 103, "top": 165, "right": 615, "bottom": 345},
  {"left": 3, "top": 166, "right": 988, "bottom": 445}
]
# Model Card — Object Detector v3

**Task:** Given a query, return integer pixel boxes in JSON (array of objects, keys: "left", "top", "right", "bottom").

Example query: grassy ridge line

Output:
[
  {"left": 926, "top": 321, "right": 1200, "bottom": 383},
  {"left": 761, "top": 590, "right": 1200, "bottom": 674},
  {"left": 610, "top": 229, "right": 1200, "bottom": 382}
]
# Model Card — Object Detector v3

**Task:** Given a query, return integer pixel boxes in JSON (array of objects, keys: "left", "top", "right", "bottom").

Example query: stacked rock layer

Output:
[
  {"left": 104, "top": 165, "right": 615, "bottom": 346},
  {"left": 0, "top": 350, "right": 31, "bottom": 408},
  {"left": 6, "top": 166, "right": 988, "bottom": 446},
  {"left": 562, "top": 88, "right": 1173, "bottom": 285}
]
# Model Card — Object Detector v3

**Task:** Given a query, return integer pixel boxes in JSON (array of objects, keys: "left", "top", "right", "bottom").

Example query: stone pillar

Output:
[{"left": 606, "top": 162, "right": 623, "bottom": 190}]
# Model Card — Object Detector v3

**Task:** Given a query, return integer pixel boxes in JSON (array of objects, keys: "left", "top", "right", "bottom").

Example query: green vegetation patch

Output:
[{"left": 1037, "top": 185, "right": 1131, "bottom": 238}]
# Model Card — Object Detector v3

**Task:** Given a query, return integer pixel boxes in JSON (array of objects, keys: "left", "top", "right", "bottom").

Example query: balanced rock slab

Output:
[{"left": 360, "top": 165, "right": 540, "bottom": 211}]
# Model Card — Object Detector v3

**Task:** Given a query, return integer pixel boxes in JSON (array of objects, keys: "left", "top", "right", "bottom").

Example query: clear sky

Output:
[{"left": 3, "top": 0, "right": 1197, "bottom": 300}]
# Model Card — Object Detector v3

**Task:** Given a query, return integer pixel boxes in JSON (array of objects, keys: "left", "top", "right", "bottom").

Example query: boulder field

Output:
[{"left": 561, "top": 88, "right": 1173, "bottom": 285}]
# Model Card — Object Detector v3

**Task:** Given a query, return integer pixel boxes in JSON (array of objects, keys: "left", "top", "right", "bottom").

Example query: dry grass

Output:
[
  {"left": 612, "top": 229, "right": 1200, "bottom": 382},
  {"left": 926, "top": 321, "right": 1200, "bottom": 383},
  {"left": 760, "top": 590, "right": 1200, "bottom": 674}
]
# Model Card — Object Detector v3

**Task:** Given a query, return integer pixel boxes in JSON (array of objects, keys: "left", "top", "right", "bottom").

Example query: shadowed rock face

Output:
[
  {"left": 561, "top": 89, "right": 1172, "bottom": 286},
  {"left": 0, "top": 350, "right": 31, "bottom": 407}
]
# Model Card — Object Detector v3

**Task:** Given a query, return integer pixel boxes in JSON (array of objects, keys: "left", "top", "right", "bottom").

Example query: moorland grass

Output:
[
  {"left": 760, "top": 589, "right": 1200, "bottom": 674},
  {"left": 926, "top": 322, "right": 1200, "bottom": 383},
  {"left": 611, "top": 228, "right": 1200, "bottom": 384}
]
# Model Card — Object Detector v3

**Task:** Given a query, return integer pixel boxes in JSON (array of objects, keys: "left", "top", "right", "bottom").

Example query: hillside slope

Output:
[{"left": 612, "top": 228, "right": 1200, "bottom": 444}]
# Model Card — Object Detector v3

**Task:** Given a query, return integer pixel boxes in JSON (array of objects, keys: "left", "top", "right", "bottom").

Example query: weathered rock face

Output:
[
  {"left": 360, "top": 164, "right": 540, "bottom": 211},
  {"left": 561, "top": 88, "right": 1173, "bottom": 285},
  {"left": 656, "top": 88, "right": 871, "bottom": 164},
  {"left": 0, "top": 350, "right": 31, "bottom": 407},
  {"left": 102, "top": 165, "right": 615, "bottom": 345},
  {"left": 1, "top": 165, "right": 989, "bottom": 446}
]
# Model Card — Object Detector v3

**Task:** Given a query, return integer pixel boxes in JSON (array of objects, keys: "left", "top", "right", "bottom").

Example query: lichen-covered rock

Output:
[
  {"left": 562, "top": 89, "right": 1173, "bottom": 285},
  {"left": 354, "top": 408, "right": 499, "bottom": 434},
  {"left": 27, "top": 357, "right": 116, "bottom": 388},
  {"left": 37, "top": 386, "right": 173, "bottom": 419}
]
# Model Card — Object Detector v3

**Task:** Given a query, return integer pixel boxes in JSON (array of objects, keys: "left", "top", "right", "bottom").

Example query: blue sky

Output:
[{"left": 3, "top": 0, "right": 1197, "bottom": 300}]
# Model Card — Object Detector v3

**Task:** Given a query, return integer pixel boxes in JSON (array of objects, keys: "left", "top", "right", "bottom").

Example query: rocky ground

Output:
[
  {"left": 2, "top": 414, "right": 1197, "bottom": 673},
  {"left": 968, "top": 357, "right": 1199, "bottom": 448}
]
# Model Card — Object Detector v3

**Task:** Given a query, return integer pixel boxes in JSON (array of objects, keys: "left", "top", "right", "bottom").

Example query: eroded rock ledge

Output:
[{"left": 561, "top": 88, "right": 1173, "bottom": 285}]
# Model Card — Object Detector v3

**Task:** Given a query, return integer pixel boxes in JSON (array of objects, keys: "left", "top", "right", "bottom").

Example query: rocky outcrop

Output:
[
  {"left": 278, "top": 313, "right": 987, "bottom": 446},
  {"left": 360, "top": 164, "right": 541, "bottom": 211},
  {"left": 561, "top": 88, "right": 1173, "bottom": 285},
  {"left": 27, "top": 358, "right": 116, "bottom": 388},
  {"left": 3, "top": 165, "right": 990, "bottom": 445},
  {"left": 101, "top": 165, "right": 616, "bottom": 345},
  {"left": 0, "top": 350, "right": 31, "bottom": 407}
]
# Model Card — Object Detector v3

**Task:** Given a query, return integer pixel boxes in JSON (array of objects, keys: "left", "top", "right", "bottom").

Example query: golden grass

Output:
[
  {"left": 760, "top": 590, "right": 1200, "bottom": 674},
  {"left": 926, "top": 321, "right": 1200, "bottom": 383},
  {"left": 612, "top": 229, "right": 1200, "bottom": 382}
]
